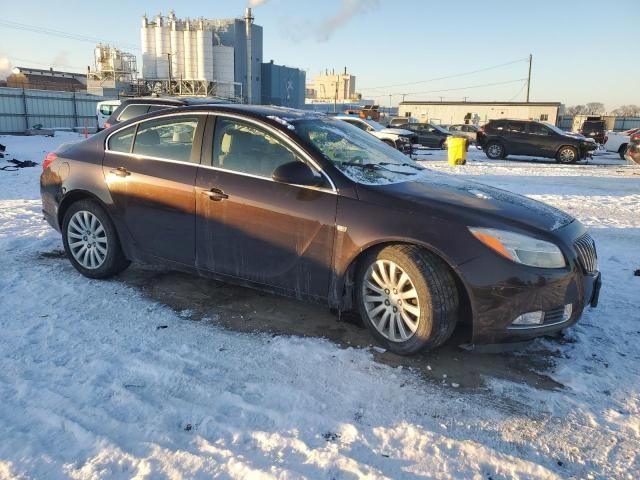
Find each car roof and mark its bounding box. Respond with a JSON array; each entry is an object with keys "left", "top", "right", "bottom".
[{"left": 119, "top": 97, "right": 232, "bottom": 106}]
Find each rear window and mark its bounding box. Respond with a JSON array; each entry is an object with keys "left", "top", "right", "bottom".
[{"left": 117, "top": 104, "right": 150, "bottom": 122}]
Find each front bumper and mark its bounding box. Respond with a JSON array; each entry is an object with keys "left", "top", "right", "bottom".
[{"left": 460, "top": 222, "right": 600, "bottom": 344}]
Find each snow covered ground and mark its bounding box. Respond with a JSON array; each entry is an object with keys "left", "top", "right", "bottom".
[{"left": 0, "top": 133, "right": 639, "bottom": 479}]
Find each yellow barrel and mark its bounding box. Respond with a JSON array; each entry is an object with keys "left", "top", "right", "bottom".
[{"left": 447, "top": 136, "right": 467, "bottom": 165}]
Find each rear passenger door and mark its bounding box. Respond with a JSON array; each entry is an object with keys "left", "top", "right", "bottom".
[
  {"left": 102, "top": 114, "right": 205, "bottom": 265},
  {"left": 502, "top": 121, "right": 527, "bottom": 155}
]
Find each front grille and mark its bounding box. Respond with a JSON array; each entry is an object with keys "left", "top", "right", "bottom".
[{"left": 574, "top": 233, "right": 598, "bottom": 274}]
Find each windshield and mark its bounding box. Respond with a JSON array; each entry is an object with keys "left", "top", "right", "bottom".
[
  {"left": 542, "top": 122, "right": 568, "bottom": 135},
  {"left": 292, "top": 117, "right": 425, "bottom": 185}
]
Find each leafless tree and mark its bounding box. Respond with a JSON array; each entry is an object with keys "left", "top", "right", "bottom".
[
  {"left": 566, "top": 105, "right": 587, "bottom": 116},
  {"left": 585, "top": 102, "right": 605, "bottom": 115},
  {"left": 612, "top": 104, "right": 640, "bottom": 117}
]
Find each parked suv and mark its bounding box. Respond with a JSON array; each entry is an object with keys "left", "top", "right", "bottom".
[
  {"left": 580, "top": 120, "right": 607, "bottom": 145},
  {"left": 477, "top": 119, "right": 598, "bottom": 163},
  {"left": 103, "top": 97, "right": 226, "bottom": 129}
]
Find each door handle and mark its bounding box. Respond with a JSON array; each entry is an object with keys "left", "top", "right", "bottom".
[
  {"left": 110, "top": 167, "right": 131, "bottom": 177},
  {"left": 201, "top": 188, "right": 229, "bottom": 201}
]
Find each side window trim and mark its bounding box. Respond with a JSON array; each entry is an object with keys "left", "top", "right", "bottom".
[
  {"left": 205, "top": 112, "right": 336, "bottom": 192},
  {"left": 105, "top": 112, "right": 208, "bottom": 165}
]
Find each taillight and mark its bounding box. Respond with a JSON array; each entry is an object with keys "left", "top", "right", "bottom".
[
  {"left": 104, "top": 122, "right": 111, "bottom": 129},
  {"left": 43, "top": 152, "right": 57, "bottom": 170}
]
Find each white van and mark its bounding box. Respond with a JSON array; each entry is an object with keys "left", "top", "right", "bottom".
[{"left": 96, "top": 100, "right": 121, "bottom": 130}]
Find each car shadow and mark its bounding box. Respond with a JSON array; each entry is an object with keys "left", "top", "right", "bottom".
[{"left": 119, "top": 265, "right": 565, "bottom": 393}]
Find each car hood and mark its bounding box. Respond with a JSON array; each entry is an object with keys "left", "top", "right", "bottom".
[{"left": 357, "top": 170, "right": 575, "bottom": 232}]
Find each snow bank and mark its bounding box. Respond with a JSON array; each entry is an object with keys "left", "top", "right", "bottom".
[{"left": 0, "top": 134, "right": 638, "bottom": 479}]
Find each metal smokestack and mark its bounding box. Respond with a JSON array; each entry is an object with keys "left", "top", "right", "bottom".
[{"left": 244, "top": 7, "right": 254, "bottom": 104}]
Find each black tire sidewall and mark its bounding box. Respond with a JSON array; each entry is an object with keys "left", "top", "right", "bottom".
[{"left": 62, "top": 199, "right": 128, "bottom": 279}]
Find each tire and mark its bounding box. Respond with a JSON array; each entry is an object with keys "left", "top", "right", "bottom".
[
  {"left": 556, "top": 145, "right": 578, "bottom": 164},
  {"left": 485, "top": 141, "right": 505, "bottom": 160},
  {"left": 356, "top": 245, "right": 459, "bottom": 355},
  {"left": 62, "top": 199, "right": 130, "bottom": 279},
  {"left": 619, "top": 144, "right": 628, "bottom": 160}
]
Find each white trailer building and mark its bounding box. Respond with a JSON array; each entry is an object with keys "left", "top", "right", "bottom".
[{"left": 398, "top": 101, "right": 562, "bottom": 126}]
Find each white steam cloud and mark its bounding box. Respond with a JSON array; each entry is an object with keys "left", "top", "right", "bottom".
[
  {"left": 316, "top": 0, "right": 379, "bottom": 41},
  {"left": 0, "top": 56, "right": 13, "bottom": 81},
  {"left": 249, "top": 0, "right": 268, "bottom": 7}
]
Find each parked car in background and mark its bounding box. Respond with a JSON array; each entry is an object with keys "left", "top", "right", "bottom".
[
  {"left": 103, "top": 97, "right": 226, "bottom": 129},
  {"left": 579, "top": 119, "right": 607, "bottom": 145},
  {"left": 40, "top": 104, "right": 600, "bottom": 355},
  {"left": 397, "top": 123, "right": 451, "bottom": 149},
  {"left": 477, "top": 119, "right": 598, "bottom": 163},
  {"left": 335, "top": 115, "right": 416, "bottom": 154},
  {"left": 96, "top": 100, "right": 121, "bottom": 130},
  {"left": 624, "top": 131, "right": 640, "bottom": 164},
  {"left": 604, "top": 128, "right": 640, "bottom": 159},
  {"left": 448, "top": 124, "right": 480, "bottom": 142},
  {"left": 387, "top": 117, "right": 417, "bottom": 128}
]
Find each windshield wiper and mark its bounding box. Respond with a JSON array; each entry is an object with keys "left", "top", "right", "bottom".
[
  {"left": 340, "top": 161, "right": 415, "bottom": 175},
  {"left": 379, "top": 162, "right": 423, "bottom": 171}
]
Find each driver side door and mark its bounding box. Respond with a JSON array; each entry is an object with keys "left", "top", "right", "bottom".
[{"left": 195, "top": 115, "right": 338, "bottom": 299}]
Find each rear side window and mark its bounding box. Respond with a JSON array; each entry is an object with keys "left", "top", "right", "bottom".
[
  {"left": 117, "top": 104, "right": 150, "bottom": 122},
  {"left": 132, "top": 116, "right": 200, "bottom": 163},
  {"left": 108, "top": 125, "right": 136, "bottom": 153}
]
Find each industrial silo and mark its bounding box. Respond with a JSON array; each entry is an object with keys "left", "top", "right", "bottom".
[
  {"left": 141, "top": 15, "right": 156, "bottom": 79},
  {"left": 155, "top": 14, "right": 169, "bottom": 79}
]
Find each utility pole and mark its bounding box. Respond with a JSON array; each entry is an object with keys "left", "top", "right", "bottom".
[
  {"left": 334, "top": 80, "right": 338, "bottom": 113},
  {"left": 167, "top": 53, "right": 172, "bottom": 83},
  {"left": 526, "top": 53, "right": 532, "bottom": 103},
  {"left": 389, "top": 94, "right": 392, "bottom": 115}
]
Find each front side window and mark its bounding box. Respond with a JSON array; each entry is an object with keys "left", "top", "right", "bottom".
[
  {"left": 213, "top": 118, "right": 305, "bottom": 178},
  {"left": 528, "top": 123, "right": 549, "bottom": 136},
  {"left": 505, "top": 122, "right": 525, "bottom": 133},
  {"left": 117, "top": 104, "right": 150, "bottom": 122},
  {"left": 132, "top": 116, "right": 199, "bottom": 163},
  {"left": 108, "top": 125, "right": 135, "bottom": 153}
]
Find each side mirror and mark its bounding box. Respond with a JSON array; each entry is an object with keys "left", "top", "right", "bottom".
[{"left": 272, "top": 161, "right": 323, "bottom": 187}]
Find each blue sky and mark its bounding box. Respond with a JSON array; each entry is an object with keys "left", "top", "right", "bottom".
[{"left": 1, "top": 0, "right": 638, "bottom": 110}]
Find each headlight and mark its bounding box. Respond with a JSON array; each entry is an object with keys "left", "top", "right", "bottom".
[{"left": 469, "top": 228, "right": 566, "bottom": 268}]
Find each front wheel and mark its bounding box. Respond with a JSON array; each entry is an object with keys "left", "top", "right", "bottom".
[
  {"left": 356, "top": 245, "right": 459, "bottom": 355},
  {"left": 62, "top": 199, "right": 130, "bottom": 279},
  {"left": 556, "top": 146, "right": 578, "bottom": 164}
]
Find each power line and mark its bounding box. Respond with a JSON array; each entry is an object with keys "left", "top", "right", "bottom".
[
  {"left": 0, "top": 19, "right": 139, "bottom": 50},
  {"left": 508, "top": 80, "right": 528, "bottom": 102},
  {"left": 359, "top": 57, "right": 529, "bottom": 91},
  {"left": 403, "top": 78, "right": 528, "bottom": 97}
]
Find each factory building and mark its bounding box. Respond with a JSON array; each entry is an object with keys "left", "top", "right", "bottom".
[
  {"left": 6, "top": 67, "right": 86, "bottom": 92},
  {"left": 398, "top": 101, "right": 562, "bottom": 126},
  {"left": 86, "top": 44, "right": 137, "bottom": 97},
  {"left": 140, "top": 9, "right": 262, "bottom": 102},
  {"left": 261, "top": 61, "right": 305, "bottom": 109},
  {"left": 306, "top": 68, "right": 360, "bottom": 103}
]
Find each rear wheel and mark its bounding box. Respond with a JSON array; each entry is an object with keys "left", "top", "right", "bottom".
[
  {"left": 485, "top": 142, "right": 505, "bottom": 159},
  {"left": 556, "top": 145, "right": 578, "bottom": 164},
  {"left": 356, "top": 245, "right": 459, "bottom": 355},
  {"left": 619, "top": 144, "right": 628, "bottom": 160},
  {"left": 62, "top": 199, "right": 130, "bottom": 279}
]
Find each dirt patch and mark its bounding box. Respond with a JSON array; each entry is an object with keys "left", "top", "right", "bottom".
[{"left": 121, "top": 265, "right": 564, "bottom": 391}]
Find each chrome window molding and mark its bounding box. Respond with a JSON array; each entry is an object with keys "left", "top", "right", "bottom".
[{"left": 104, "top": 110, "right": 338, "bottom": 194}]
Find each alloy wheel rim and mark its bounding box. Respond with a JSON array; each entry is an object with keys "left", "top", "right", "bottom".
[
  {"left": 67, "top": 211, "right": 108, "bottom": 269},
  {"left": 362, "top": 259, "right": 420, "bottom": 342},
  {"left": 488, "top": 144, "right": 501, "bottom": 157},
  {"left": 559, "top": 148, "right": 575, "bottom": 162}
]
